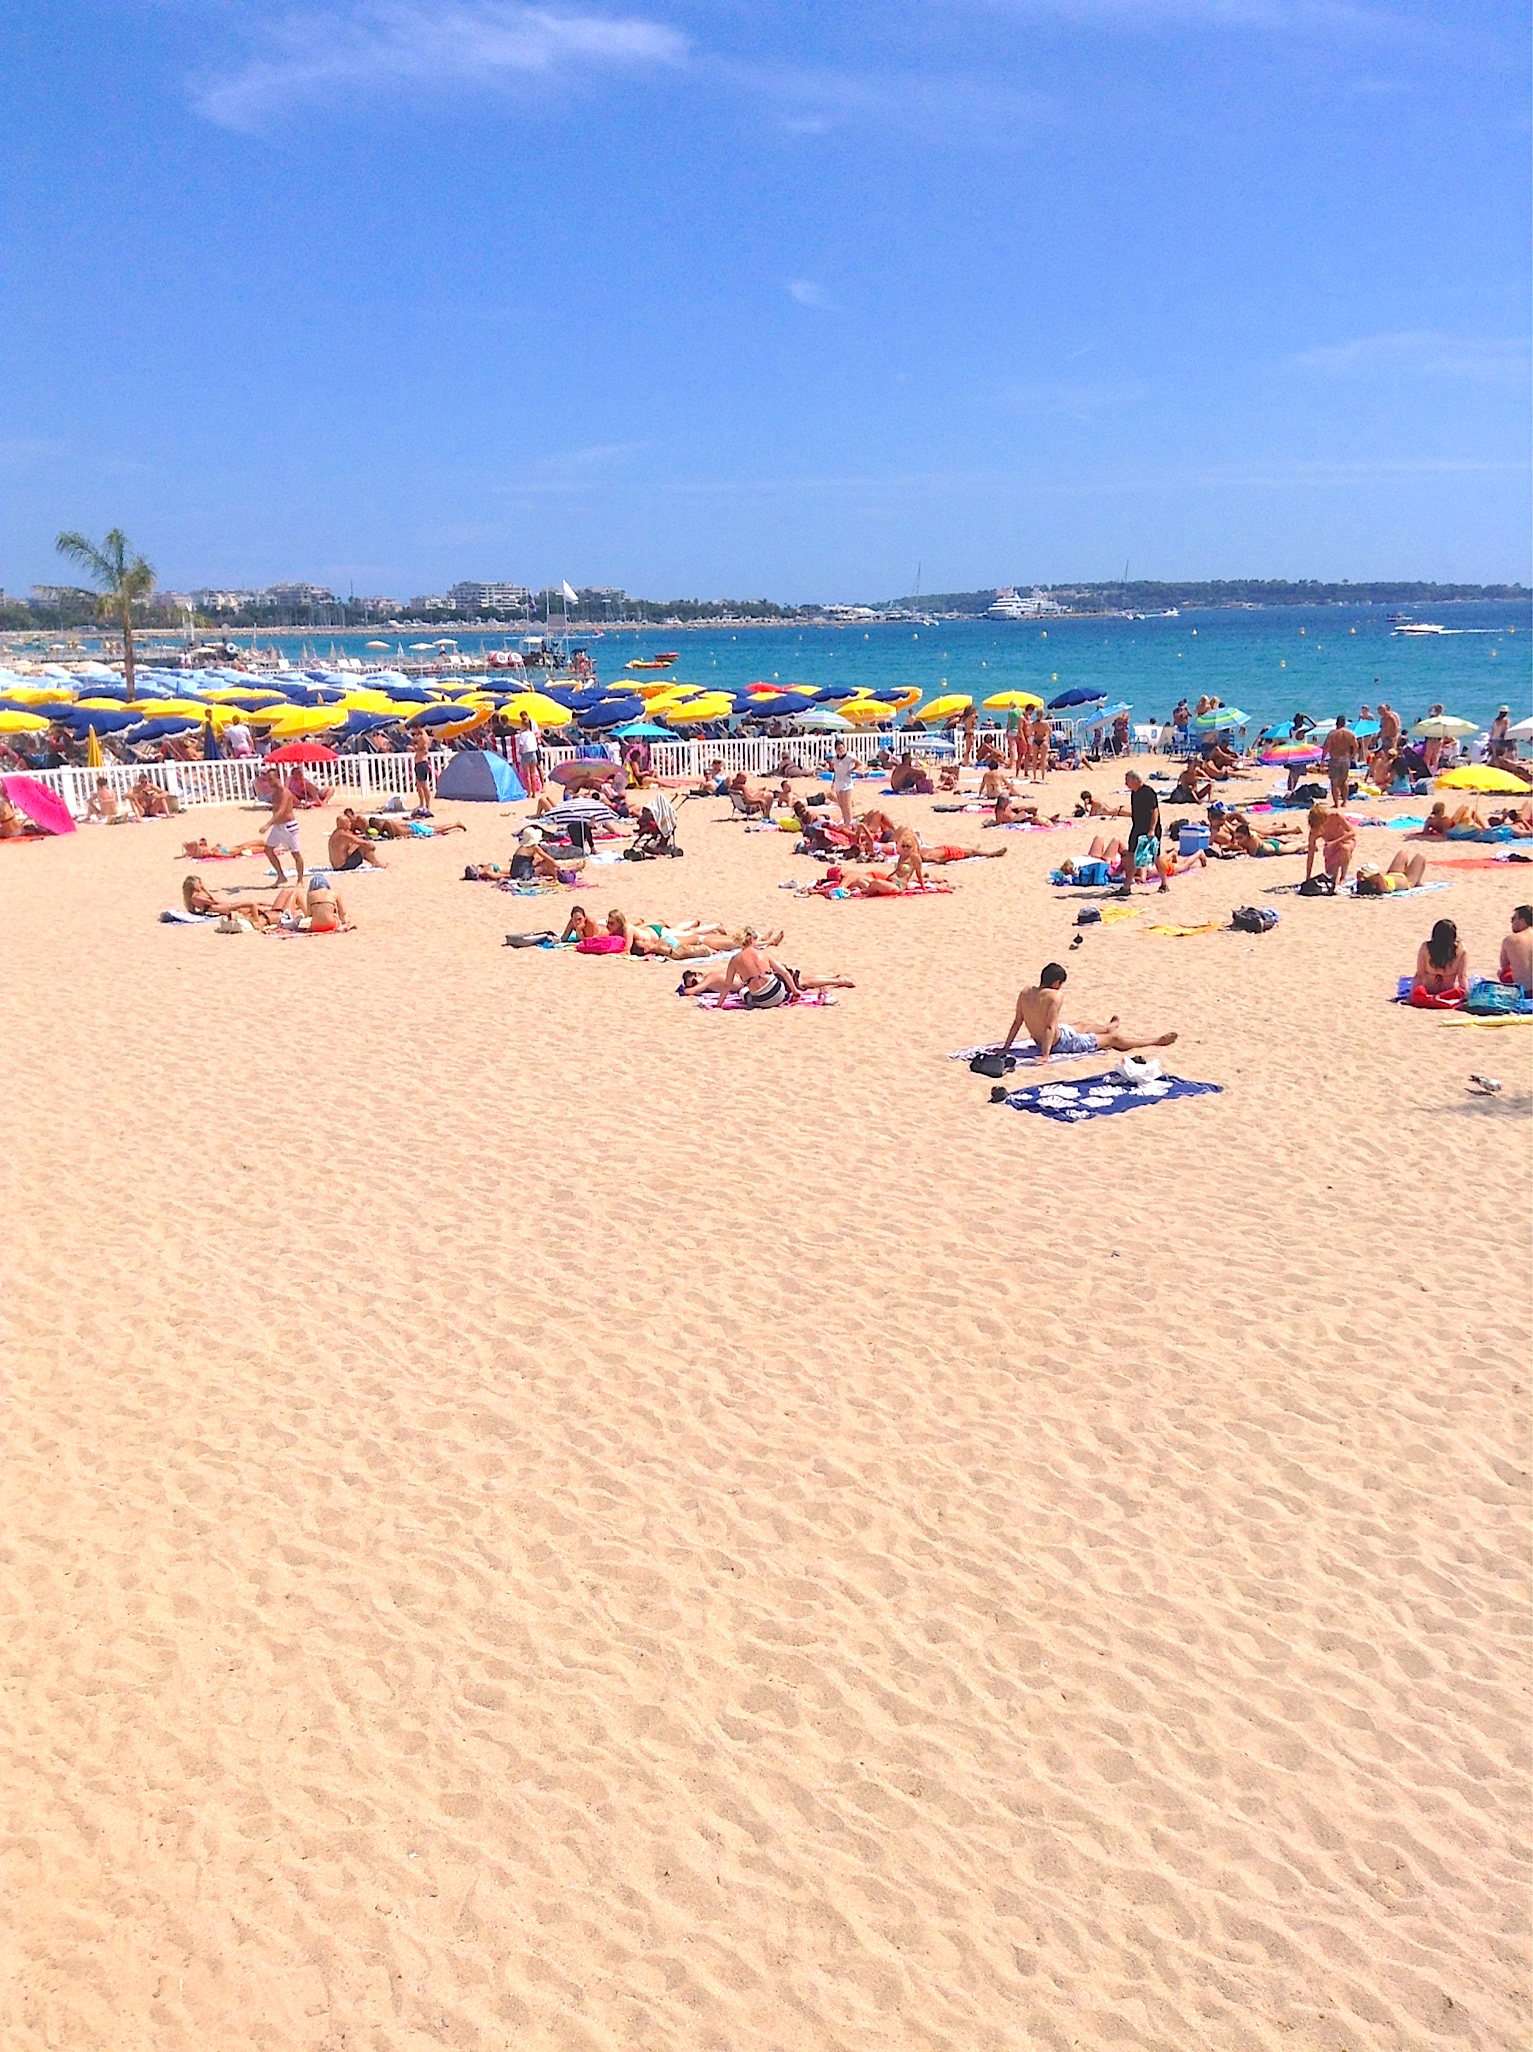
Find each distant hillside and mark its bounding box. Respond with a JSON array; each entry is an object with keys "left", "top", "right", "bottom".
[{"left": 878, "top": 580, "right": 1530, "bottom": 615}]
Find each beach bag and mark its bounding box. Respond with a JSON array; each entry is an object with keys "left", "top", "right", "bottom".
[
  {"left": 1114, "top": 1056, "right": 1164, "bottom": 1087},
  {"left": 1297, "top": 877, "right": 1332, "bottom": 897},
  {"left": 1465, "top": 980, "right": 1525, "bottom": 1015},
  {"left": 1231, "top": 906, "right": 1278, "bottom": 933},
  {"left": 969, "top": 1051, "right": 1009, "bottom": 1078},
  {"left": 1075, "top": 907, "right": 1101, "bottom": 926}
]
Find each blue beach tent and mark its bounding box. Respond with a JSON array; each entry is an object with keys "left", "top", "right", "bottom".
[{"left": 435, "top": 750, "right": 526, "bottom": 802}]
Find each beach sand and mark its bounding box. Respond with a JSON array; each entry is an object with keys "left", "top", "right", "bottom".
[{"left": 2, "top": 763, "right": 1529, "bottom": 2050}]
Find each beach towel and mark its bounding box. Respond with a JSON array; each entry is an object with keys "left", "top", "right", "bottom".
[
  {"left": 1145, "top": 919, "right": 1223, "bottom": 938},
  {"left": 1000, "top": 1071, "right": 1222, "bottom": 1123},
  {"left": 159, "top": 907, "right": 214, "bottom": 924},
  {"left": 947, "top": 1042, "right": 1088, "bottom": 1069},
  {"left": 1438, "top": 1011, "right": 1533, "bottom": 1027},
  {"left": 781, "top": 879, "right": 954, "bottom": 899},
  {"left": 1433, "top": 853, "right": 1533, "bottom": 870},
  {"left": 1346, "top": 879, "right": 1450, "bottom": 900},
  {"left": 1387, "top": 976, "right": 1532, "bottom": 1013},
  {"left": 992, "top": 818, "right": 1072, "bottom": 832},
  {"left": 695, "top": 989, "right": 837, "bottom": 1009}
]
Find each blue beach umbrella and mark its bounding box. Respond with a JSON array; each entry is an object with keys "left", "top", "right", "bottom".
[
  {"left": 407, "top": 703, "right": 473, "bottom": 727},
  {"left": 127, "top": 717, "right": 200, "bottom": 741},
  {"left": 613, "top": 719, "right": 673, "bottom": 739},
  {"left": 61, "top": 707, "right": 139, "bottom": 734},
  {"left": 1048, "top": 687, "right": 1107, "bottom": 710},
  {"left": 577, "top": 698, "right": 645, "bottom": 730}
]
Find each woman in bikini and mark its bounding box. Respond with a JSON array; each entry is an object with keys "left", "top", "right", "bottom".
[
  {"left": 1411, "top": 919, "right": 1468, "bottom": 1003},
  {"left": 182, "top": 875, "right": 302, "bottom": 925},
  {"left": 1356, "top": 850, "right": 1428, "bottom": 895}
]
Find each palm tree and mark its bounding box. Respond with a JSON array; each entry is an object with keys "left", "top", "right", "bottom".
[{"left": 55, "top": 528, "right": 156, "bottom": 702}]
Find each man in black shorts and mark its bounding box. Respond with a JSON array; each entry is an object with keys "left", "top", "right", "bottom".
[{"left": 1120, "top": 771, "right": 1169, "bottom": 893}]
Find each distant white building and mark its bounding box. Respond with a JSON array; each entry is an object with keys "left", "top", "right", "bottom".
[
  {"left": 822, "top": 604, "right": 879, "bottom": 623},
  {"left": 191, "top": 588, "right": 258, "bottom": 613},
  {"left": 986, "top": 587, "right": 1064, "bottom": 620},
  {"left": 447, "top": 580, "right": 530, "bottom": 614}
]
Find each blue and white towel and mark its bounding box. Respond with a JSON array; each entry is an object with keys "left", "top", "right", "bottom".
[{"left": 1002, "top": 1071, "right": 1222, "bottom": 1123}]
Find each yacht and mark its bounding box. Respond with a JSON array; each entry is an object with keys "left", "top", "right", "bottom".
[{"left": 986, "top": 587, "right": 1064, "bottom": 620}]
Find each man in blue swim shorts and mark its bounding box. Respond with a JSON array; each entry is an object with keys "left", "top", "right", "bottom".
[{"left": 999, "top": 961, "right": 1180, "bottom": 1061}]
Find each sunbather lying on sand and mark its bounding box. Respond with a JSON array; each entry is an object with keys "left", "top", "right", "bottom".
[
  {"left": 1076, "top": 789, "right": 1126, "bottom": 819},
  {"left": 563, "top": 907, "right": 782, "bottom": 958},
  {"left": 678, "top": 958, "right": 854, "bottom": 997},
  {"left": 182, "top": 835, "right": 267, "bottom": 860},
  {"left": 919, "top": 836, "right": 1007, "bottom": 863},
  {"left": 1355, "top": 850, "right": 1427, "bottom": 895},
  {"left": 182, "top": 875, "right": 304, "bottom": 924},
  {"left": 1423, "top": 802, "right": 1490, "bottom": 838},
  {"left": 999, "top": 961, "right": 1179, "bottom": 1060},
  {"left": 993, "top": 794, "right": 1061, "bottom": 826},
  {"left": 1226, "top": 811, "right": 1304, "bottom": 857},
  {"left": 363, "top": 811, "right": 464, "bottom": 839}
]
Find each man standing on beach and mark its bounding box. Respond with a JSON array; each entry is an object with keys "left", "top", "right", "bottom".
[
  {"left": 1323, "top": 716, "right": 1359, "bottom": 808},
  {"left": 1119, "top": 770, "right": 1169, "bottom": 893},
  {"left": 263, "top": 773, "right": 303, "bottom": 883}
]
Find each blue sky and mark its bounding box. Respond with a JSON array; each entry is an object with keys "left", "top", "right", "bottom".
[{"left": 2, "top": 0, "right": 1528, "bottom": 600}]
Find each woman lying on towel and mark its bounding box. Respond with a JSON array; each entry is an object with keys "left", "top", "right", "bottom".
[
  {"left": 182, "top": 874, "right": 303, "bottom": 924},
  {"left": 679, "top": 955, "right": 854, "bottom": 998},
  {"left": 1423, "top": 802, "right": 1490, "bottom": 839},
  {"left": 1356, "top": 850, "right": 1427, "bottom": 896},
  {"left": 1410, "top": 918, "right": 1468, "bottom": 1006},
  {"left": 564, "top": 906, "right": 783, "bottom": 959},
  {"left": 182, "top": 836, "right": 267, "bottom": 861}
]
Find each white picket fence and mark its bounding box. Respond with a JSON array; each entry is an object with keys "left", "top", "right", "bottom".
[{"left": 20, "top": 728, "right": 968, "bottom": 820}]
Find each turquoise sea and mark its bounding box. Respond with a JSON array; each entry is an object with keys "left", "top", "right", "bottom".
[{"left": 259, "top": 601, "right": 1529, "bottom": 734}]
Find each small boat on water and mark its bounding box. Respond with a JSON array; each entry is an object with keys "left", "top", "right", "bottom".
[
  {"left": 1393, "top": 621, "right": 1452, "bottom": 636},
  {"left": 626, "top": 655, "right": 678, "bottom": 671}
]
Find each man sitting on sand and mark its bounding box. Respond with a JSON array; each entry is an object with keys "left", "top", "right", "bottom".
[
  {"left": 889, "top": 751, "right": 934, "bottom": 795},
  {"left": 1501, "top": 905, "right": 1533, "bottom": 995},
  {"left": 1304, "top": 806, "right": 1357, "bottom": 891},
  {"left": 728, "top": 772, "right": 776, "bottom": 817},
  {"left": 328, "top": 812, "right": 387, "bottom": 871},
  {"left": 999, "top": 961, "right": 1179, "bottom": 1060},
  {"left": 129, "top": 773, "right": 174, "bottom": 818}
]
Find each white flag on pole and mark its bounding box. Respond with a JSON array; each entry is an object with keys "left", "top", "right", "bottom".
[{"left": 561, "top": 580, "right": 579, "bottom": 605}]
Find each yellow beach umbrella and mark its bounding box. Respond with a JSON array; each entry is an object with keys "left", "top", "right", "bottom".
[
  {"left": 500, "top": 693, "right": 573, "bottom": 726},
  {"left": 74, "top": 696, "right": 129, "bottom": 712},
  {"left": 201, "top": 685, "right": 286, "bottom": 705},
  {"left": 85, "top": 726, "right": 103, "bottom": 768},
  {"left": 265, "top": 706, "right": 345, "bottom": 737},
  {"left": 0, "top": 710, "right": 49, "bottom": 732},
  {"left": 984, "top": 690, "right": 1044, "bottom": 711},
  {"left": 916, "top": 693, "right": 973, "bottom": 723},
  {"left": 662, "top": 693, "right": 733, "bottom": 724},
  {"left": 836, "top": 698, "right": 890, "bottom": 724},
  {"left": 1435, "top": 765, "right": 1529, "bottom": 794},
  {"left": 5, "top": 684, "right": 75, "bottom": 705}
]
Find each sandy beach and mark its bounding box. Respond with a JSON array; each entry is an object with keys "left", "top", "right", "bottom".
[{"left": 2, "top": 763, "right": 1529, "bottom": 2051}]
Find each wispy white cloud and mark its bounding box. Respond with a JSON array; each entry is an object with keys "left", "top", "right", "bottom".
[
  {"left": 192, "top": 1, "right": 688, "bottom": 131},
  {"left": 1293, "top": 331, "right": 1529, "bottom": 383},
  {"left": 785, "top": 278, "right": 835, "bottom": 310},
  {"left": 728, "top": 59, "right": 1043, "bottom": 142},
  {"left": 495, "top": 439, "right": 654, "bottom": 492}
]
